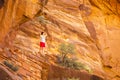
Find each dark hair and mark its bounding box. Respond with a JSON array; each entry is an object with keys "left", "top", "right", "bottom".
[{"left": 41, "top": 32, "right": 44, "bottom": 35}]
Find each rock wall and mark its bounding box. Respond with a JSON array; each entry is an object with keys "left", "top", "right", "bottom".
[
  {"left": 0, "top": 0, "right": 120, "bottom": 80},
  {"left": 83, "top": 0, "right": 120, "bottom": 79},
  {"left": 0, "top": 0, "right": 41, "bottom": 44}
]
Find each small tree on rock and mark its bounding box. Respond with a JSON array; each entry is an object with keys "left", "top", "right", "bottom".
[{"left": 58, "top": 43, "right": 75, "bottom": 64}]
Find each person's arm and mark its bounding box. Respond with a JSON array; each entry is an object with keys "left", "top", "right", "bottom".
[{"left": 44, "top": 33, "right": 47, "bottom": 37}]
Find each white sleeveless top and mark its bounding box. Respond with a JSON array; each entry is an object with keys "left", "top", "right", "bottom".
[{"left": 40, "top": 35, "right": 46, "bottom": 42}]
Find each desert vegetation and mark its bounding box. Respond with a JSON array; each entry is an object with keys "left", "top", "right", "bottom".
[
  {"left": 3, "top": 60, "right": 19, "bottom": 72},
  {"left": 57, "top": 43, "right": 92, "bottom": 73}
]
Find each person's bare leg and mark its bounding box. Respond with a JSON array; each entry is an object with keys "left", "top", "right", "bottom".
[
  {"left": 41, "top": 47, "right": 45, "bottom": 56},
  {"left": 44, "top": 42, "right": 47, "bottom": 54},
  {"left": 41, "top": 47, "right": 43, "bottom": 54},
  {"left": 43, "top": 48, "right": 45, "bottom": 55},
  {"left": 44, "top": 43, "right": 47, "bottom": 53},
  {"left": 39, "top": 47, "right": 41, "bottom": 53}
]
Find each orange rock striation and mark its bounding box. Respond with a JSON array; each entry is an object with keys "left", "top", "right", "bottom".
[{"left": 0, "top": 0, "right": 120, "bottom": 80}]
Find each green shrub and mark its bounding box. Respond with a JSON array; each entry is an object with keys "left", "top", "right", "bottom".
[
  {"left": 57, "top": 43, "right": 92, "bottom": 73},
  {"left": 41, "top": 0, "right": 48, "bottom": 6},
  {"left": 58, "top": 43, "right": 75, "bottom": 63},
  {"left": 56, "top": 55, "right": 92, "bottom": 73},
  {"left": 73, "top": 62, "right": 92, "bottom": 73},
  {"left": 3, "top": 60, "right": 19, "bottom": 72},
  {"left": 39, "top": 0, "right": 48, "bottom": 8},
  {"left": 37, "top": 15, "right": 51, "bottom": 24},
  {"left": 3, "top": 60, "right": 13, "bottom": 69},
  {"left": 11, "top": 66, "right": 19, "bottom": 72}
]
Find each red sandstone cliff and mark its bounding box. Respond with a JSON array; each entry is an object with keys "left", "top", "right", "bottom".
[{"left": 0, "top": 0, "right": 120, "bottom": 80}]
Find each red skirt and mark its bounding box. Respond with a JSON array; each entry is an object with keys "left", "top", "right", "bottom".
[{"left": 40, "top": 42, "right": 45, "bottom": 47}]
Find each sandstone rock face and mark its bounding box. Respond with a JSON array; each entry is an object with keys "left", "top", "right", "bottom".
[
  {"left": 0, "top": 64, "right": 21, "bottom": 80},
  {"left": 85, "top": 0, "right": 120, "bottom": 79},
  {"left": 0, "top": 0, "right": 41, "bottom": 44},
  {"left": 0, "top": 0, "right": 120, "bottom": 80}
]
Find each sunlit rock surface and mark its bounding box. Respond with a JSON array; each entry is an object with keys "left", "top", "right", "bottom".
[
  {"left": 0, "top": 0, "right": 40, "bottom": 43},
  {"left": 0, "top": 0, "right": 120, "bottom": 80}
]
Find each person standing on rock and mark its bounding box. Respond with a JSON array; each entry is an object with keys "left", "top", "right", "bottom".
[{"left": 40, "top": 32, "right": 47, "bottom": 55}]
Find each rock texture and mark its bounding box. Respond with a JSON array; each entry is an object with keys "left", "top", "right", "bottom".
[
  {"left": 0, "top": 0, "right": 120, "bottom": 80},
  {"left": 84, "top": 0, "right": 120, "bottom": 79},
  {"left": 0, "top": 0, "right": 41, "bottom": 44},
  {"left": 0, "top": 64, "right": 19, "bottom": 80}
]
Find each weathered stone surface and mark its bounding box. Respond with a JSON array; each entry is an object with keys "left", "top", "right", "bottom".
[
  {"left": 0, "top": 64, "right": 21, "bottom": 80},
  {"left": 0, "top": 0, "right": 41, "bottom": 44},
  {"left": 0, "top": 0, "right": 120, "bottom": 80},
  {"left": 85, "top": 0, "right": 120, "bottom": 79}
]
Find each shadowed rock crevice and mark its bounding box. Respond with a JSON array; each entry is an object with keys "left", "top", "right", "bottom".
[
  {"left": 84, "top": 21, "right": 97, "bottom": 40},
  {"left": 0, "top": 65, "right": 14, "bottom": 80},
  {"left": 117, "top": 0, "right": 120, "bottom": 3},
  {"left": 88, "top": 0, "right": 101, "bottom": 9},
  {"left": 90, "top": 75, "right": 104, "bottom": 80},
  {"left": 0, "top": 0, "right": 4, "bottom": 9}
]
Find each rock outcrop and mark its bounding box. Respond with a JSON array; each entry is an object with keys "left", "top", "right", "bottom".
[
  {"left": 0, "top": 0, "right": 41, "bottom": 44},
  {"left": 0, "top": 64, "right": 21, "bottom": 80},
  {"left": 84, "top": 0, "right": 120, "bottom": 79},
  {"left": 0, "top": 0, "right": 120, "bottom": 80}
]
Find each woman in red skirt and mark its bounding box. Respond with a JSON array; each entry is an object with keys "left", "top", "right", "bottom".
[{"left": 40, "top": 32, "right": 47, "bottom": 55}]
